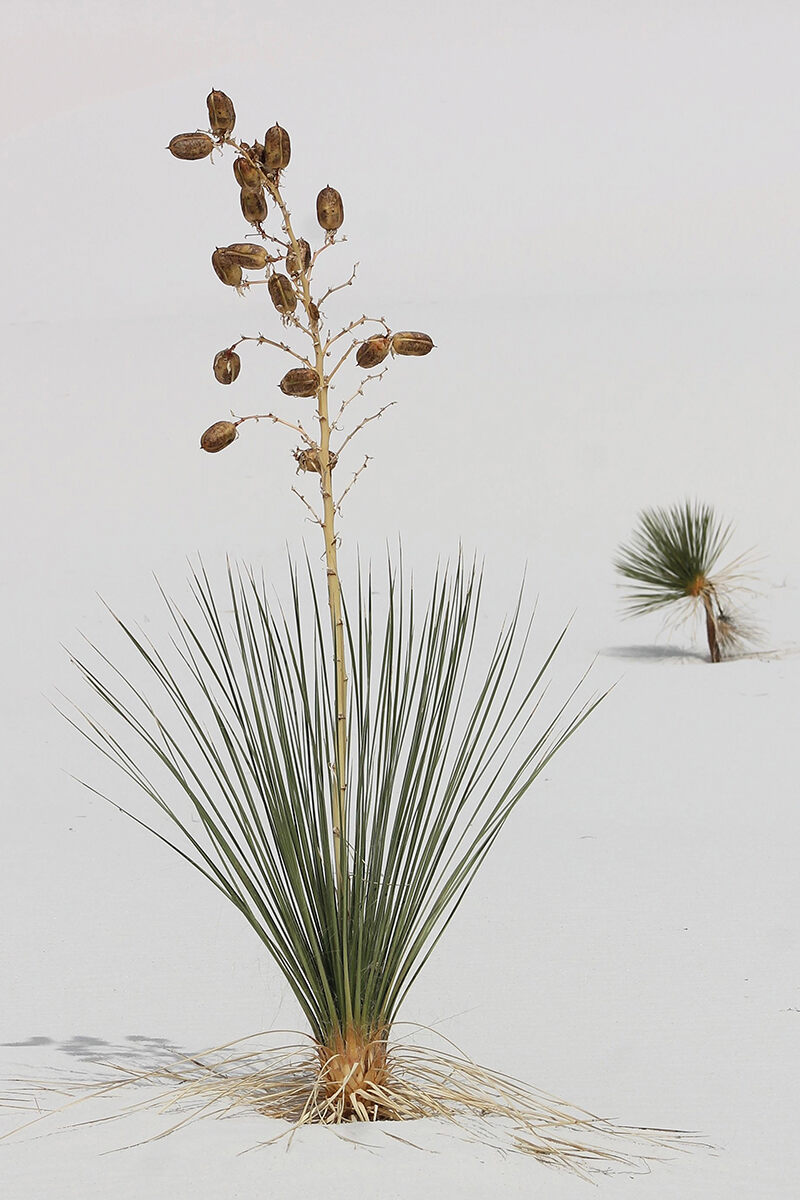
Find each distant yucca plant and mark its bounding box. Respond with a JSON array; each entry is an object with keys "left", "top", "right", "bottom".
[
  {"left": 62, "top": 89, "right": 689, "bottom": 1171},
  {"left": 614, "top": 500, "right": 756, "bottom": 662}
]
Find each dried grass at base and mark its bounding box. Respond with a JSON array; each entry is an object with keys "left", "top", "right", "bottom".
[{"left": 1, "top": 1029, "right": 704, "bottom": 1178}]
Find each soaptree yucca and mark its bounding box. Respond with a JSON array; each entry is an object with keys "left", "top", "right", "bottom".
[
  {"left": 65, "top": 90, "right": 690, "bottom": 1171},
  {"left": 614, "top": 500, "right": 757, "bottom": 662}
]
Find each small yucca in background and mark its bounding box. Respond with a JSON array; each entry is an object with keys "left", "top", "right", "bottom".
[{"left": 614, "top": 500, "right": 758, "bottom": 662}]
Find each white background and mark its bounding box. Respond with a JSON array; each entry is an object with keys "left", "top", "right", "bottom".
[{"left": 1, "top": 2, "right": 798, "bottom": 1196}]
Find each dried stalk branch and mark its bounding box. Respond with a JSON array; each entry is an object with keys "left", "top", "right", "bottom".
[
  {"left": 331, "top": 368, "right": 388, "bottom": 430},
  {"left": 336, "top": 456, "right": 371, "bottom": 510},
  {"left": 235, "top": 334, "right": 311, "bottom": 366},
  {"left": 291, "top": 486, "right": 324, "bottom": 526},
  {"left": 233, "top": 412, "right": 315, "bottom": 445},
  {"left": 336, "top": 403, "right": 396, "bottom": 455},
  {"left": 320, "top": 263, "right": 359, "bottom": 305}
]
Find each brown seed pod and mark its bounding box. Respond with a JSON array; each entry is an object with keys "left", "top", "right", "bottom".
[
  {"left": 268, "top": 273, "right": 297, "bottom": 315},
  {"left": 294, "top": 447, "right": 338, "bottom": 473},
  {"left": 240, "top": 187, "right": 268, "bottom": 225},
  {"left": 200, "top": 421, "right": 237, "bottom": 452},
  {"left": 211, "top": 248, "right": 243, "bottom": 287},
  {"left": 391, "top": 331, "right": 434, "bottom": 356},
  {"left": 263, "top": 124, "right": 291, "bottom": 170},
  {"left": 286, "top": 238, "right": 312, "bottom": 276},
  {"left": 233, "top": 156, "right": 262, "bottom": 189},
  {"left": 356, "top": 335, "right": 391, "bottom": 369},
  {"left": 308, "top": 301, "right": 320, "bottom": 324},
  {"left": 279, "top": 368, "right": 320, "bottom": 397},
  {"left": 221, "top": 242, "right": 270, "bottom": 270},
  {"left": 316, "top": 186, "right": 344, "bottom": 232},
  {"left": 206, "top": 90, "right": 235, "bottom": 137},
  {"left": 168, "top": 132, "right": 214, "bottom": 160},
  {"left": 213, "top": 349, "right": 241, "bottom": 385}
]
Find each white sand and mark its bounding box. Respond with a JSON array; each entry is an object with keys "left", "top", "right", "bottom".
[{"left": 2, "top": 4, "right": 799, "bottom": 1196}]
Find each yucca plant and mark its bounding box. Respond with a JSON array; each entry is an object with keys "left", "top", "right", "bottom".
[
  {"left": 63, "top": 90, "right": 689, "bottom": 1170},
  {"left": 614, "top": 500, "right": 756, "bottom": 661}
]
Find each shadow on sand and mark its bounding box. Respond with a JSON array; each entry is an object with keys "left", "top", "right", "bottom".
[
  {"left": 1, "top": 1034, "right": 187, "bottom": 1066},
  {"left": 600, "top": 643, "right": 705, "bottom": 662}
]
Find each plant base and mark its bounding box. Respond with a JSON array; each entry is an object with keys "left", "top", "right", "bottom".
[{"left": 2, "top": 1029, "right": 704, "bottom": 1177}]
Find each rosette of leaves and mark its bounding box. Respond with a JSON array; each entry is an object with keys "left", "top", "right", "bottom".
[
  {"left": 614, "top": 500, "right": 756, "bottom": 661},
  {"left": 71, "top": 556, "right": 598, "bottom": 1119}
]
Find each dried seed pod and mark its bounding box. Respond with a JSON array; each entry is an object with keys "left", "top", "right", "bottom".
[
  {"left": 233, "top": 156, "right": 262, "bottom": 188},
  {"left": 221, "top": 243, "right": 270, "bottom": 270},
  {"left": 213, "top": 348, "right": 241, "bottom": 384},
  {"left": 263, "top": 124, "right": 291, "bottom": 170},
  {"left": 294, "top": 447, "right": 337, "bottom": 473},
  {"left": 308, "top": 301, "right": 320, "bottom": 323},
  {"left": 211, "top": 248, "right": 243, "bottom": 287},
  {"left": 286, "top": 238, "right": 312, "bottom": 276},
  {"left": 240, "top": 187, "right": 268, "bottom": 225},
  {"left": 268, "top": 273, "right": 297, "bottom": 314},
  {"left": 200, "top": 421, "right": 237, "bottom": 452},
  {"left": 279, "top": 368, "right": 320, "bottom": 397},
  {"left": 391, "top": 331, "right": 434, "bottom": 356},
  {"left": 168, "top": 132, "right": 214, "bottom": 160},
  {"left": 206, "top": 90, "right": 235, "bottom": 137},
  {"left": 316, "top": 186, "right": 344, "bottom": 232},
  {"left": 356, "top": 335, "right": 391, "bottom": 369}
]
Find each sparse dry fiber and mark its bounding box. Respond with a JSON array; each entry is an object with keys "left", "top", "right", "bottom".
[{"left": 1, "top": 1032, "right": 704, "bottom": 1177}]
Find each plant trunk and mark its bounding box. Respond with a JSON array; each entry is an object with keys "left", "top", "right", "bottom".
[
  {"left": 702, "top": 591, "right": 721, "bottom": 663},
  {"left": 317, "top": 1025, "right": 391, "bottom": 1119}
]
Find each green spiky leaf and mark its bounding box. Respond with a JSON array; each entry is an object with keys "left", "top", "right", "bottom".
[
  {"left": 67, "top": 557, "right": 599, "bottom": 1045},
  {"left": 614, "top": 500, "right": 733, "bottom": 616}
]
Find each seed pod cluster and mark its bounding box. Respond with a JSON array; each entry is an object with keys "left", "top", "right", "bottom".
[
  {"left": 240, "top": 187, "right": 267, "bottom": 225},
  {"left": 316, "top": 186, "right": 344, "bottom": 232},
  {"left": 213, "top": 348, "right": 241, "bottom": 385},
  {"left": 295, "top": 447, "right": 338, "bottom": 473},
  {"left": 263, "top": 124, "right": 291, "bottom": 170},
  {"left": 268, "top": 273, "right": 297, "bottom": 315},
  {"left": 356, "top": 335, "right": 391, "bottom": 369},
  {"left": 168, "top": 132, "right": 214, "bottom": 161},
  {"left": 233, "top": 156, "right": 262, "bottom": 189},
  {"left": 200, "top": 421, "right": 238, "bottom": 452},
  {"left": 286, "top": 238, "right": 311, "bottom": 276},
  {"left": 211, "top": 248, "right": 242, "bottom": 288},
  {"left": 207, "top": 90, "right": 235, "bottom": 137},
  {"left": 279, "top": 368, "right": 320, "bottom": 397},
  {"left": 391, "top": 331, "right": 434, "bottom": 356},
  {"left": 221, "top": 242, "right": 270, "bottom": 270}
]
